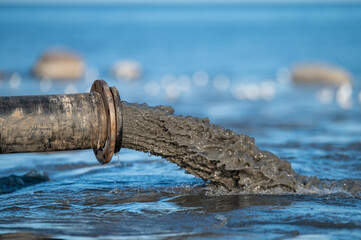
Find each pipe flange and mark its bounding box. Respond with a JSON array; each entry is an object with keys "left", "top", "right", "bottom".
[
  {"left": 110, "top": 87, "right": 122, "bottom": 154},
  {"left": 91, "top": 80, "right": 116, "bottom": 164}
]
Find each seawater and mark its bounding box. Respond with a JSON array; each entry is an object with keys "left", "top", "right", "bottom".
[{"left": 0, "top": 3, "right": 360, "bottom": 239}]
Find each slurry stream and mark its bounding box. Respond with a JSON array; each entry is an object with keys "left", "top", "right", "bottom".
[{"left": 122, "top": 101, "right": 360, "bottom": 195}]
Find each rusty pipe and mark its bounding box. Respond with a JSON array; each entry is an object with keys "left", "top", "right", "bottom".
[{"left": 0, "top": 80, "right": 122, "bottom": 164}]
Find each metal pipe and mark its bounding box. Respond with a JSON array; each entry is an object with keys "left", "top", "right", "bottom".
[{"left": 0, "top": 80, "right": 122, "bottom": 164}]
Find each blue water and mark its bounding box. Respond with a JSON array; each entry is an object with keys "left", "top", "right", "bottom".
[{"left": 0, "top": 3, "right": 361, "bottom": 239}]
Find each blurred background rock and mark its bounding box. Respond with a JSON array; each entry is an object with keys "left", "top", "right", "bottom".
[
  {"left": 292, "top": 63, "right": 351, "bottom": 86},
  {"left": 33, "top": 49, "right": 85, "bottom": 80}
]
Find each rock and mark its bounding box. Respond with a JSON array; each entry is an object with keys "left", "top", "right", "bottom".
[
  {"left": 292, "top": 63, "right": 351, "bottom": 86},
  {"left": 33, "top": 50, "right": 85, "bottom": 80},
  {"left": 0, "top": 233, "right": 53, "bottom": 240},
  {"left": 0, "top": 170, "right": 49, "bottom": 194},
  {"left": 112, "top": 60, "right": 142, "bottom": 81}
]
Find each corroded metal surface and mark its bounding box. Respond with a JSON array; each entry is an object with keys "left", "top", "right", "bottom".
[
  {"left": 110, "top": 86, "right": 123, "bottom": 154},
  {"left": 0, "top": 80, "right": 123, "bottom": 164},
  {"left": 0, "top": 92, "right": 108, "bottom": 153}
]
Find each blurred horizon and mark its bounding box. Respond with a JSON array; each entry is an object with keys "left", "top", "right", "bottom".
[{"left": 1, "top": 0, "right": 361, "bottom": 5}]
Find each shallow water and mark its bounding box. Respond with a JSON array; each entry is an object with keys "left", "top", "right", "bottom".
[{"left": 0, "top": 3, "right": 361, "bottom": 239}]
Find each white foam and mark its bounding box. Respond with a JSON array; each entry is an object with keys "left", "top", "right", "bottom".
[
  {"left": 64, "top": 83, "right": 78, "bottom": 94},
  {"left": 336, "top": 83, "right": 352, "bottom": 109},
  {"left": 317, "top": 87, "right": 334, "bottom": 104},
  {"left": 177, "top": 75, "right": 192, "bottom": 92},
  {"left": 193, "top": 70, "right": 208, "bottom": 87},
  {"left": 39, "top": 77, "right": 52, "bottom": 92},
  {"left": 260, "top": 81, "right": 276, "bottom": 101},
  {"left": 213, "top": 74, "right": 230, "bottom": 92},
  {"left": 9, "top": 73, "right": 21, "bottom": 89}
]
